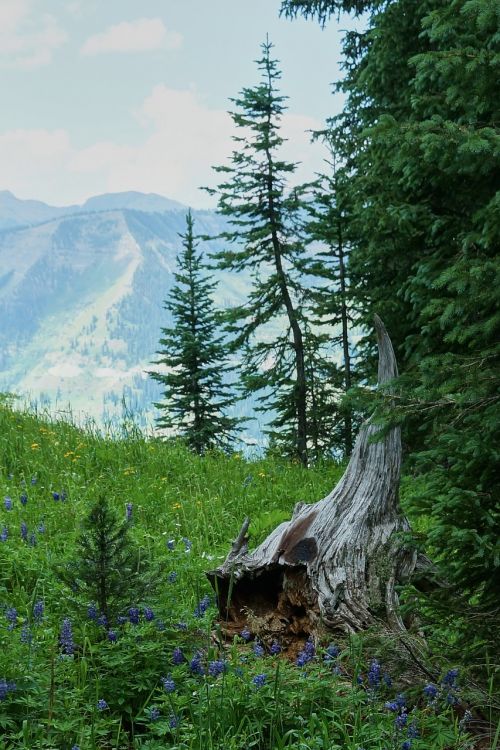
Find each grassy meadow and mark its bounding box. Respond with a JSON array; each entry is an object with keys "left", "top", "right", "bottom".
[{"left": 0, "top": 397, "right": 489, "bottom": 749}]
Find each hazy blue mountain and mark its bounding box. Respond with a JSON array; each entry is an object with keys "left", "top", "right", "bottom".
[
  {"left": 0, "top": 191, "right": 76, "bottom": 230},
  {"left": 0, "top": 193, "right": 261, "bottom": 445}
]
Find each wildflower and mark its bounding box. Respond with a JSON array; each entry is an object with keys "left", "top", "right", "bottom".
[
  {"left": 402, "top": 742, "right": 412, "bottom": 750},
  {"left": 240, "top": 627, "right": 251, "bottom": 641},
  {"left": 87, "top": 604, "right": 98, "bottom": 621},
  {"left": 407, "top": 722, "right": 419, "bottom": 739},
  {"left": 97, "top": 614, "right": 108, "bottom": 627},
  {"left": 172, "top": 646, "right": 185, "bottom": 665},
  {"left": 395, "top": 712, "right": 408, "bottom": 730},
  {"left": 182, "top": 537, "right": 192, "bottom": 552},
  {"left": 383, "top": 672, "right": 392, "bottom": 688},
  {"left": 270, "top": 641, "right": 281, "bottom": 655},
  {"left": 60, "top": 618, "right": 74, "bottom": 655},
  {"left": 20, "top": 522, "right": 28, "bottom": 541},
  {"left": 52, "top": 492, "right": 60, "bottom": 501},
  {"left": 253, "top": 642, "right": 265, "bottom": 657},
  {"left": 4, "top": 497, "right": 12, "bottom": 511},
  {"left": 194, "top": 595, "right": 211, "bottom": 617},
  {"left": 0, "top": 527, "right": 7, "bottom": 542},
  {"left": 148, "top": 706, "right": 160, "bottom": 722},
  {"left": 29, "top": 532, "right": 37, "bottom": 546},
  {"left": 143, "top": 607, "right": 154, "bottom": 621},
  {"left": 31, "top": 477, "right": 37, "bottom": 485},
  {"left": 97, "top": 699, "right": 108, "bottom": 710},
  {"left": 128, "top": 607, "right": 140, "bottom": 625},
  {"left": 167, "top": 539, "right": 175, "bottom": 550},
  {"left": 126, "top": 503, "right": 133, "bottom": 521},
  {"left": 20, "top": 625, "right": 32, "bottom": 645},
  {"left": 5, "top": 607, "right": 18, "bottom": 629},
  {"left": 253, "top": 673, "right": 267, "bottom": 687},
  {"left": 208, "top": 660, "right": 227, "bottom": 677},
  {"left": 33, "top": 600, "right": 44, "bottom": 623},
  {"left": 156, "top": 619, "right": 165, "bottom": 631},
  {"left": 20, "top": 494, "right": 28, "bottom": 506},
  {"left": 395, "top": 693, "right": 407, "bottom": 709},
  {"left": 37, "top": 520, "right": 45, "bottom": 533},
  {"left": 296, "top": 638, "right": 315, "bottom": 667},
  {"left": 0, "top": 679, "right": 16, "bottom": 701},
  {"left": 168, "top": 713, "right": 179, "bottom": 729},
  {"left": 174, "top": 621, "right": 187, "bottom": 631},
  {"left": 385, "top": 701, "right": 399, "bottom": 712},
  {"left": 424, "top": 683, "right": 438, "bottom": 700},
  {"left": 368, "top": 659, "right": 381, "bottom": 689},
  {"left": 446, "top": 692, "right": 459, "bottom": 705},
  {"left": 168, "top": 571, "right": 178, "bottom": 583},
  {"left": 190, "top": 652, "right": 205, "bottom": 675},
  {"left": 162, "top": 675, "right": 176, "bottom": 693},
  {"left": 107, "top": 630, "right": 117, "bottom": 643},
  {"left": 324, "top": 644, "right": 340, "bottom": 661},
  {"left": 117, "top": 615, "right": 128, "bottom": 625},
  {"left": 71, "top": 746, "right": 80, "bottom": 750},
  {"left": 442, "top": 668, "right": 459, "bottom": 688}
]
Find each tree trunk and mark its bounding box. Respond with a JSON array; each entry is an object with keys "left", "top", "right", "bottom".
[{"left": 207, "top": 316, "right": 419, "bottom": 643}]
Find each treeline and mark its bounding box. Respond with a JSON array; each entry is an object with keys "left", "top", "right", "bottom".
[{"left": 150, "top": 0, "right": 499, "bottom": 660}]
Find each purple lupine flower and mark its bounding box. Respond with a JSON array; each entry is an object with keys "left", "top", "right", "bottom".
[
  {"left": 402, "top": 742, "right": 412, "bottom": 750},
  {"left": 0, "top": 527, "right": 7, "bottom": 542},
  {"left": 395, "top": 712, "right": 408, "bottom": 730},
  {"left": 253, "top": 642, "right": 265, "bottom": 657},
  {"left": 107, "top": 630, "right": 117, "bottom": 643},
  {"left": 31, "top": 477, "right": 37, "bottom": 485},
  {"left": 20, "top": 522, "right": 28, "bottom": 542},
  {"left": 71, "top": 746, "right": 80, "bottom": 750},
  {"left": 407, "top": 722, "right": 419, "bottom": 739},
  {"left": 296, "top": 638, "right": 315, "bottom": 667},
  {"left": 29, "top": 532, "right": 37, "bottom": 546},
  {"left": 424, "top": 683, "right": 438, "bottom": 699},
  {"left": 385, "top": 701, "right": 399, "bottom": 712},
  {"left": 324, "top": 644, "right": 340, "bottom": 661},
  {"left": 37, "top": 520, "right": 45, "bottom": 533},
  {"left": 148, "top": 706, "right": 160, "bottom": 722},
  {"left": 4, "top": 497, "right": 12, "bottom": 511},
  {"left": 117, "top": 615, "right": 128, "bottom": 625},
  {"left": 143, "top": 607, "right": 154, "bottom": 621},
  {"left": 172, "top": 647, "right": 185, "bottom": 665},
  {"left": 87, "top": 604, "right": 98, "bottom": 621},
  {"left": 190, "top": 652, "right": 205, "bottom": 675},
  {"left": 270, "top": 641, "right": 281, "bottom": 655},
  {"left": 97, "top": 614, "right": 108, "bottom": 628},
  {"left": 240, "top": 627, "right": 251, "bottom": 641},
  {"left": 97, "top": 699, "right": 108, "bottom": 710},
  {"left": 253, "top": 673, "right": 267, "bottom": 687},
  {"left": 208, "top": 660, "right": 227, "bottom": 677},
  {"left": 60, "top": 618, "right": 74, "bottom": 655},
  {"left": 174, "top": 621, "right": 187, "bottom": 631},
  {"left": 182, "top": 537, "right": 192, "bottom": 551},
  {"left": 0, "top": 679, "right": 16, "bottom": 701},
  {"left": 194, "top": 595, "right": 211, "bottom": 618},
  {"left": 126, "top": 503, "right": 133, "bottom": 521},
  {"left": 128, "top": 607, "right": 140, "bottom": 625},
  {"left": 168, "top": 571, "right": 178, "bottom": 583},
  {"left": 383, "top": 672, "right": 392, "bottom": 688},
  {"left": 446, "top": 692, "right": 459, "bottom": 705},
  {"left": 5, "top": 607, "right": 18, "bottom": 629},
  {"left": 395, "top": 694, "right": 407, "bottom": 709},
  {"left": 20, "top": 494, "right": 28, "bottom": 506},
  {"left": 20, "top": 625, "right": 32, "bottom": 645},
  {"left": 368, "top": 659, "right": 381, "bottom": 689},
  {"left": 168, "top": 713, "right": 179, "bottom": 729},
  {"left": 162, "top": 675, "right": 176, "bottom": 693},
  {"left": 167, "top": 539, "right": 175, "bottom": 550},
  {"left": 442, "top": 668, "right": 459, "bottom": 688},
  {"left": 52, "top": 492, "right": 60, "bottom": 501},
  {"left": 33, "top": 600, "right": 44, "bottom": 623}
]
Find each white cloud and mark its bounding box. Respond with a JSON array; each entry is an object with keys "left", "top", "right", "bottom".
[
  {"left": 81, "top": 18, "right": 182, "bottom": 56},
  {"left": 0, "top": 0, "right": 67, "bottom": 69},
  {"left": 0, "top": 86, "right": 327, "bottom": 208}
]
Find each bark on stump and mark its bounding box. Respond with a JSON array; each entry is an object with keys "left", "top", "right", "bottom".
[{"left": 207, "top": 316, "right": 418, "bottom": 644}]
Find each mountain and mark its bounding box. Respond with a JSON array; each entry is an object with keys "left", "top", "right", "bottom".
[{"left": 0, "top": 192, "right": 258, "bottom": 439}]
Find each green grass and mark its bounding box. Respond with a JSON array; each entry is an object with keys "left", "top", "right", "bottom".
[{"left": 0, "top": 398, "right": 482, "bottom": 749}]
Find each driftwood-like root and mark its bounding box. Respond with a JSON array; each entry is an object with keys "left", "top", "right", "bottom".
[{"left": 208, "top": 316, "right": 418, "bottom": 642}]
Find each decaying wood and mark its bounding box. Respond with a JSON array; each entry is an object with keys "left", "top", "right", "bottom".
[{"left": 207, "top": 316, "right": 419, "bottom": 641}]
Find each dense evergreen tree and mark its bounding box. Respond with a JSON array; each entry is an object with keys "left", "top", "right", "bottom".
[
  {"left": 282, "top": 0, "right": 500, "bottom": 634},
  {"left": 149, "top": 211, "right": 240, "bottom": 454},
  {"left": 206, "top": 39, "right": 310, "bottom": 465}
]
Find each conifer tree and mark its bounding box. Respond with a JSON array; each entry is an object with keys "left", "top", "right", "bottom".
[
  {"left": 206, "top": 39, "right": 309, "bottom": 465},
  {"left": 149, "top": 211, "right": 240, "bottom": 454}
]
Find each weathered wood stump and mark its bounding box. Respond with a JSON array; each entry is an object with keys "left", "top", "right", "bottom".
[{"left": 207, "top": 316, "right": 419, "bottom": 643}]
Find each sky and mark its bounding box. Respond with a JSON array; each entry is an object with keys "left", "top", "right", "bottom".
[{"left": 0, "top": 0, "right": 351, "bottom": 209}]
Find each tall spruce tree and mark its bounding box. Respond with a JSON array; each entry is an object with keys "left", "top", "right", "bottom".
[
  {"left": 206, "top": 39, "right": 310, "bottom": 465},
  {"left": 149, "top": 211, "right": 240, "bottom": 454},
  {"left": 282, "top": 0, "right": 500, "bottom": 648}
]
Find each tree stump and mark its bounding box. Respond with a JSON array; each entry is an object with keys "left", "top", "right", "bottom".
[{"left": 207, "top": 316, "right": 418, "bottom": 643}]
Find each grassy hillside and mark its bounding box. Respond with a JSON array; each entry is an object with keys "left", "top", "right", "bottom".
[{"left": 0, "top": 398, "right": 485, "bottom": 749}]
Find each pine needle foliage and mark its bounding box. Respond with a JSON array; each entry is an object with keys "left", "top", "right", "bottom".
[
  {"left": 149, "top": 211, "right": 241, "bottom": 455},
  {"left": 206, "top": 39, "right": 310, "bottom": 465},
  {"left": 57, "top": 496, "right": 157, "bottom": 622}
]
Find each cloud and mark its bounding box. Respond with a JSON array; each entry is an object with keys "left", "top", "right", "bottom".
[
  {"left": 81, "top": 18, "right": 182, "bottom": 56},
  {"left": 0, "top": 0, "right": 67, "bottom": 69},
  {"left": 0, "top": 86, "right": 327, "bottom": 208}
]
